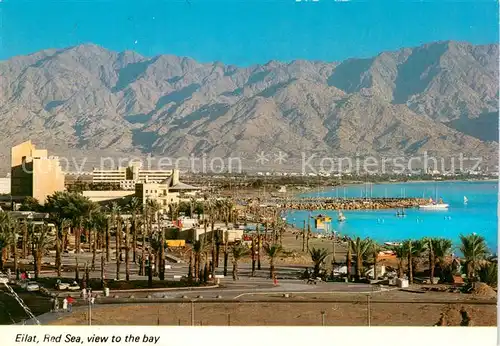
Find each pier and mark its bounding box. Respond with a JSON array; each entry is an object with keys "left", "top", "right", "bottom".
[{"left": 263, "top": 197, "right": 428, "bottom": 211}]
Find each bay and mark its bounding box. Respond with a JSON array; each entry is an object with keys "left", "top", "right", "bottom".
[{"left": 286, "top": 181, "right": 498, "bottom": 253}]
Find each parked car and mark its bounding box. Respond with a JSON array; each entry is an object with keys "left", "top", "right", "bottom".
[
  {"left": 23, "top": 281, "right": 40, "bottom": 292},
  {"left": 55, "top": 282, "right": 70, "bottom": 290},
  {"left": 0, "top": 274, "right": 8, "bottom": 285},
  {"left": 67, "top": 282, "right": 80, "bottom": 291}
]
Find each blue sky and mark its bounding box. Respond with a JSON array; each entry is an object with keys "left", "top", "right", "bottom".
[{"left": 0, "top": 0, "right": 498, "bottom": 65}]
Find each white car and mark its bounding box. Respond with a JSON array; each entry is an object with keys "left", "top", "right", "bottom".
[
  {"left": 0, "top": 274, "right": 8, "bottom": 285},
  {"left": 56, "top": 282, "right": 70, "bottom": 290},
  {"left": 67, "top": 282, "right": 81, "bottom": 291},
  {"left": 24, "top": 281, "right": 40, "bottom": 292}
]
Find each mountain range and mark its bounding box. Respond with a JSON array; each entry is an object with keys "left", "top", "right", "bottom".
[{"left": 0, "top": 41, "right": 498, "bottom": 172}]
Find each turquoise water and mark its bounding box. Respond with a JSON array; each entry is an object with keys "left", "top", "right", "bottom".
[{"left": 285, "top": 181, "right": 498, "bottom": 254}]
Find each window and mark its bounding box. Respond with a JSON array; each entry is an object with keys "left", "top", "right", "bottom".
[{"left": 145, "top": 190, "right": 148, "bottom": 193}]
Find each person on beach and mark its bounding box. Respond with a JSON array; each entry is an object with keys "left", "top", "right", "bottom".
[
  {"left": 62, "top": 297, "right": 68, "bottom": 311},
  {"left": 66, "top": 295, "right": 74, "bottom": 312}
]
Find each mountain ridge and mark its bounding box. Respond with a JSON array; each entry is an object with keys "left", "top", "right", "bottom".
[{"left": 0, "top": 40, "right": 498, "bottom": 172}]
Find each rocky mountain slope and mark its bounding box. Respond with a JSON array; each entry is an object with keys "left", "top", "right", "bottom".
[{"left": 0, "top": 41, "right": 497, "bottom": 172}]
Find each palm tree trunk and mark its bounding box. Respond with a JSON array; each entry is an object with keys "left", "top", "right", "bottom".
[
  {"left": 215, "top": 238, "right": 220, "bottom": 268},
  {"left": 306, "top": 221, "right": 311, "bottom": 252},
  {"left": 35, "top": 251, "right": 42, "bottom": 279},
  {"left": 132, "top": 219, "right": 137, "bottom": 263},
  {"left": 148, "top": 250, "right": 153, "bottom": 288},
  {"left": 22, "top": 223, "right": 27, "bottom": 258},
  {"left": 313, "top": 263, "right": 320, "bottom": 277},
  {"left": 13, "top": 241, "right": 18, "bottom": 279},
  {"left": 428, "top": 242, "right": 435, "bottom": 284},
  {"left": 116, "top": 220, "right": 121, "bottom": 280},
  {"left": 408, "top": 241, "right": 413, "bottom": 284},
  {"left": 210, "top": 221, "right": 215, "bottom": 278},
  {"left": 56, "top": 226, "right": 61, "bottom": 277},
  {"left": 347, "top": 247, "right": 352, "bottom": 281},
  {"left": 398, "top": 259, "right": 404, "bottom": 278},
  {"left": 232, "top": 260, "right": 238, "bottom": 280},
  {"left": 125, "top": 223, "right": 130, "bottom": 281},
  {"left": 270, "top": 258, "right": 275, "bottom": 280},
  {"left": 356, "top": 255, "right": 362, "bottom": 280},
  {"left": 188, "top": 252, "right": 193, "bottom": 281},
  {"left": 256, "top": 225, "right": 261, "bottom": 270},
  {"left": 195, "top": 254, "right": 201, "bottom": 282},
  {"left": 106, "top": 222, "right": 110, "bottom": 262},
  {"left": 91, "top": 230, "right": 97, "bottom": 271},
  {"left": 100, "top": 242, "right": 105, "bottom": 287},
  {"left": 155, "top": 249, "right": 159, "bottom": 277},
  {"left": 302, "top": 220, "right": 306, "bottom": 252},
  {"left": 223, "top": 240, "right": 228, "bottom": 276},
  {"left": 251, "top": 237, "right": 256, "bottom": 277},
  {"left": 159, "top": 228, "right": 165, "bottom": 281},
  {"left": 75, "top": 226, "right": 80, "bottom": 254},
  {"left": 141, "top": 229, "right": 146, "bottom": 276}
]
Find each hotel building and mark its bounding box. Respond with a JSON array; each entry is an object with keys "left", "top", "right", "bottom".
[{"left": 11, "top": 141, "right": 65, "bottom": 204}]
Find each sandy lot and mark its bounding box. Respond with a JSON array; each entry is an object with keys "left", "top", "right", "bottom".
[{"left": 48, "top": 293, "right": 496, "bottom": 326}]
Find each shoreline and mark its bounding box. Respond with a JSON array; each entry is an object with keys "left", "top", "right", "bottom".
[{"left": 296, "top": 178, "right": 497, "bottom": 197}]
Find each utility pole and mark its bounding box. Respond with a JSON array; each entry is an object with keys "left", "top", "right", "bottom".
[
  {"left": 88, "top": 296, "right": 92, "bottom": 326},
  {"left": 367, "top": 295, "right": 371, "bottom": 327},
  {"left": 191, "top": 300, "right": 195, "bottom": 326}
]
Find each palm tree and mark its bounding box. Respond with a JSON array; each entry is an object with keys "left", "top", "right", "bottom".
[
  {"left": 19, "top": 197, "right": 42, "bottom": 212},
  {"left": 392, "top": 244, "right": 408, "bottom": 279},
  {"left": 460, "top": 233, "right": 489, "bottom": 281},
  {"left": 309, "top": 247, "right": 329, "bottom": 277},
  {"left": 256, "top": 223, "right": 262, "bottom": 270},
  {"left": 46, "top": 192, "right": 72, "bottom": 277},
  {"left": 263, "top": 243, "right": 282, "bottom": 279},
  {"left": 0, "top": 212, "right": 19, "bottom": 274},
  {"left": 0, "top": 230, "right": 8, "bottom": 271},
  {"left": 29, "top": 223, "right": 54, "bottom": 279},
  {"left": 89, "top": 212, "right": 107, "bottom": 272},
  {"left": 349, "top": 237, "right": 372, "bottom": 280},
  {"left": 346, "top": 242, "right": 352, "bottom": 281},
  {"left": 124, "top": 219, "right": 131, "bottom": 281},
  {"left": 127, "top": 197, "right": 142, "bottom": 263},
  {"left": 231, "top": 244, "right": 249, "bottom": 280},
  {"left": 426, "top": 238, "right": 452, "bottom": 283},
  {"left": 409, "top": 239, "right": 427, "bottom": 279},
  {"left": 370, "top": 242, "right": 383, "bottom": 280},
  {"left": 192, "top": 240, "right": 205, "bottom": 282},
  {"left": 433, "top": 238, "right": 452, "bottom": 277},
  {"left": 478, "top": 262, "right": 497, "bottom": 287},
  {"left": 107, "top": 202, "right": 122, "bottom": 280},
  {"left": 403, "top": 240, "right": 413, "bottom": 284}
]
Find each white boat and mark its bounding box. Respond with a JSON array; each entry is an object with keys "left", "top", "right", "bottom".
[
  {"left": 464, "top": 196, "right": 468, "bottom": 204},
  {"left": 384, "top": 242, "right": 402, "bottom": 247},
  {"left": 338, "top": 211, "right": 346, "bottom": 222},
  {"left": 419, "top": 203, "right": 449, "bottom": 210},
  {"left": 419, "top": 185, "right": 449, "bottom": 210}
]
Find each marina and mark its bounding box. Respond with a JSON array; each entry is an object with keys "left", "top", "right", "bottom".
[{"left": 285, "top": 181, "right": 497, "bottom": 251}]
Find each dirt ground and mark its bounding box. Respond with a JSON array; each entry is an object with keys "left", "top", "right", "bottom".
[
  {"left": 49, "top": 290, "right": 496, "bottom": 326},
  {"left": 48, "top": 301, "right": 496, "bottom": 326}
]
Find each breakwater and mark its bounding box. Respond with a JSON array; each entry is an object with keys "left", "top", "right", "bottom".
[{"left": 273, "top": 197, "right": 427, "bottom": 210}]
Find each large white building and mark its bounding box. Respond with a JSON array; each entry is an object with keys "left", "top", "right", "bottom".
[
  {"left": 92, "top": 162, "right": 173, "bottom": 187},
  {"left": 135, "top": 170, "right": 200, "bottom": 213}
]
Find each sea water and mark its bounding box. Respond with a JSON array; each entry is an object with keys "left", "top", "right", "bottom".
[{"left": 286, "top": 181, "right": 498, "bottom": 254}]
